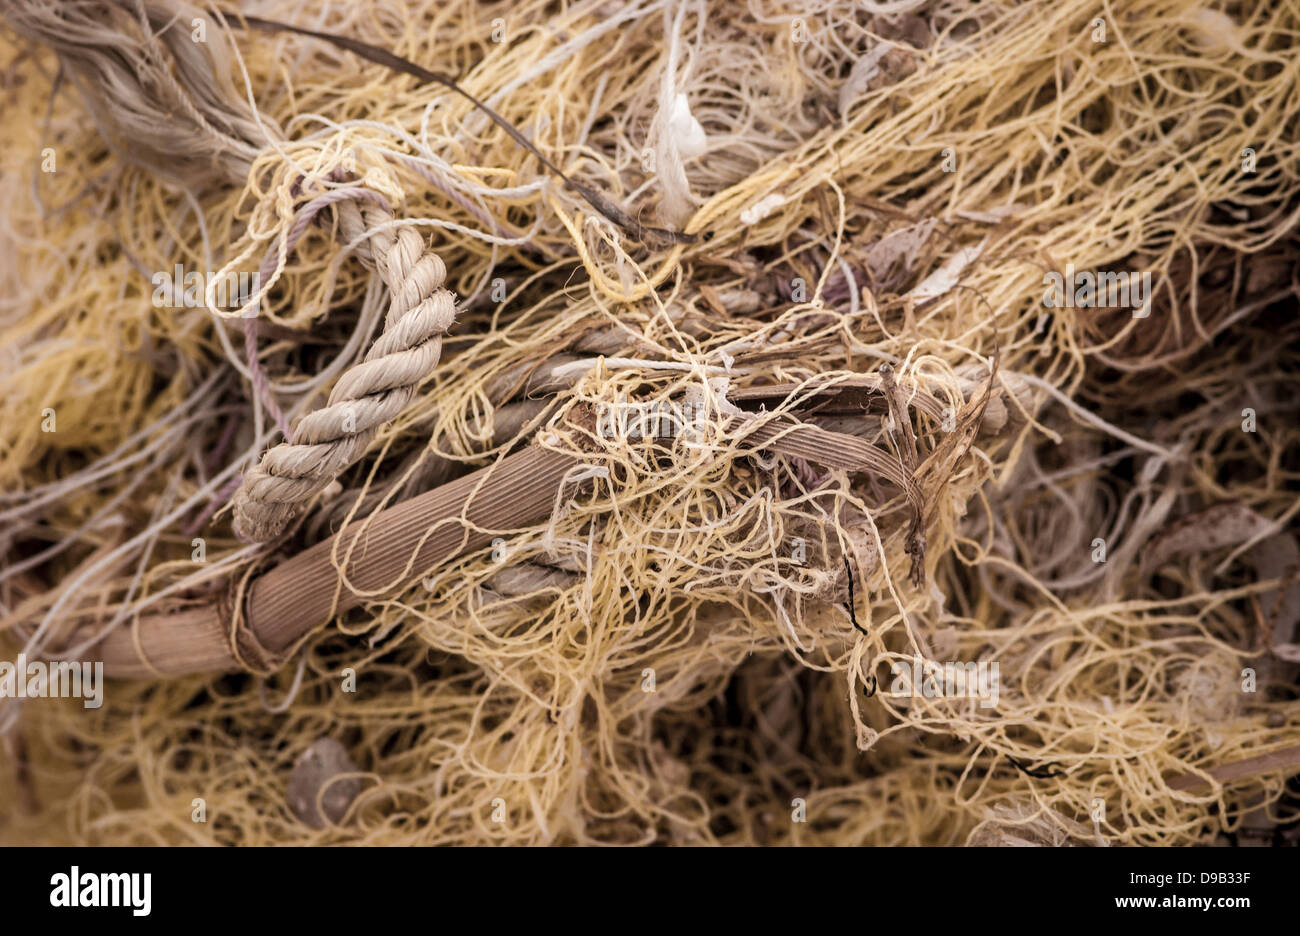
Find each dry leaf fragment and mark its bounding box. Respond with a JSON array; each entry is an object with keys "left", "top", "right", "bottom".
[
  {"left": 864, "top": 219, "right": 937, "bottom": 282},
  {"left": 907, "top": 240, "right": 985, "bottom": 301},
  {"left": 1142, "top": 503, "right": 1275, "bottom": 572}
]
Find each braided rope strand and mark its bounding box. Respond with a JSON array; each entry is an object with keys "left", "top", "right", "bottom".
[{"left": 231, "top": 200, "right": 455, "bottom": 541}]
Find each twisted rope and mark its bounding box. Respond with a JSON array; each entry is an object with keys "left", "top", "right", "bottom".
[{"left": 231, "top": 200, "right": 455, "bottom": 541}]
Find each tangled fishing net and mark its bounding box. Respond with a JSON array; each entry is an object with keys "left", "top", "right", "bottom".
[{"left": 1, "top": 0, "right": 1298, "bottom": 846}]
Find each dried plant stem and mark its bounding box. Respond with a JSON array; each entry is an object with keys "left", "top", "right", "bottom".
[{"left": 96, "top": 446, "right": 578, "bottom": 677}]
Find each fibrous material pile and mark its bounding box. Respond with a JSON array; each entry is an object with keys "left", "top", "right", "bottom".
[{"left": 1, "top": 0, "right": 1298, "bottom": 845}]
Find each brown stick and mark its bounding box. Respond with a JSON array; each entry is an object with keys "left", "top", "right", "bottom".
[
  {"left": 1167, "top": 744, "right": 1300, "bottom": 792},
  {"left": 93, "top": 447, "right": 580, "bottom": 677}
]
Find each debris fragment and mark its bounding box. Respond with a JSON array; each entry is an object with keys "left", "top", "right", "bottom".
[{"left": 287, "top": 738, "right": 364, "bottom": 829}]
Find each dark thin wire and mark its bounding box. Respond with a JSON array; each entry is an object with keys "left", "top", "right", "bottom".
[
  {"left": 227, "top": 13, "right": 696, "bottom": 248},
  {"left": 843, "top": 555, "right": 866, "bottom": 635},
  {"left": 1006, "top": 755, "right": 1064, "bottom": 779}
]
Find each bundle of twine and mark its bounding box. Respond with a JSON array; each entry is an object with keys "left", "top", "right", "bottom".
[{"left": 1, "top": 0, "right": 1297, "bottom": 845}]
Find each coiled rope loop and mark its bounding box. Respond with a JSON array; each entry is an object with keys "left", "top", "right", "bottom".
[{"left": 231, "top": 200, "right": 455, "bottom": 540}]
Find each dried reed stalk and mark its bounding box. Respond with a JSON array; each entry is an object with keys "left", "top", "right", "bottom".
[{"left": 91, "top": 446, "right": 579, "bottom": 677}]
